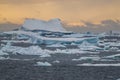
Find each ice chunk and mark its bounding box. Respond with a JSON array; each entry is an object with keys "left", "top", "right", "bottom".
[
  {"left": 0, "top": 56, "right": 10, "bottom": 60},
  {"left": 40, "top": 54, "right": 51, "bottom": 58},
  {"left": 105, "top": 54, "right": 120, "bottom": 59},
  {"left": 36, "top": 61, "right": 52, "bottom": 66},
  {"left": 53, "top": 60, "right": 60, "bottom": 63},
  {"left": 72, "top": 56, "right": 100, "bottom": 61},
  {"left": 77, "top": 63, "right": 120, "bottom": 66},
  {"left": 0, "top": 50, "right": 8, "bottom": 55}
]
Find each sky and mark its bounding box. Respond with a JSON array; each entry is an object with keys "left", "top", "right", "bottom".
[{"left": 0, "top": 0, "right": 120, "bottom": 32}]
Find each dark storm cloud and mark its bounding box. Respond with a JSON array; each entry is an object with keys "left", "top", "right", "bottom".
[
  {"left": 65, "top": 20, "right": 120, "bottom": 33},
  {"left": 0, "top": 19, "right": 120, "bottom": 32},
  {"left": 0, "top": 22, "right": 20, "bottom": 31}
]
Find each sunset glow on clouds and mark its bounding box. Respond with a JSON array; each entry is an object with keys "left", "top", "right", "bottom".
[{"left": 0, "top": 0, "right": 120, "bottom": 25}]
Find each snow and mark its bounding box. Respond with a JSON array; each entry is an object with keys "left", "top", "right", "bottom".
[
  {"left": 22, "top": 18, "right": 66, "bottom": 32},
  {"left": 77, "top": 63, "right": 120, "bottom": 66},
  {"left": 36, "top": 61, "right": 52, "bottom": 66}
]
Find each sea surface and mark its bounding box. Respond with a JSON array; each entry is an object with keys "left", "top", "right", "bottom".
[{"left": 0, "top": 60, "right": 120, "bottom": 80}]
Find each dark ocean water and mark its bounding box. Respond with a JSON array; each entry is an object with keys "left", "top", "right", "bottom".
[{"left": 0, "top": 60, "right": 120, "bottom": 80}]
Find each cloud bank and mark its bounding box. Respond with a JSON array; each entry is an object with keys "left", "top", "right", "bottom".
[
  {"left": 0, "top": 19, "right": 120, "bottom": 33},
  {"left": 0, "top": 22, "right": 20, "bottom": 31},
  {"left": 65, "top": 20, "right": 120, "bottom": 33},
  {"left": 0, "top": 0, "right": 115, "bottom": 4}
]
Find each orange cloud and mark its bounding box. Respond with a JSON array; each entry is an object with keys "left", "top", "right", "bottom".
[{"left": 0, "top": 0, "right": 120, "bottom": 25}]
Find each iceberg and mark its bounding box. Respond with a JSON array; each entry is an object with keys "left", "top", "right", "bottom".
[
  {"left": 36, "top": 61, "right": 52, "bottom": 66},
  {"left": 22, "top": 18, "right": 66, "bottom": 32}
]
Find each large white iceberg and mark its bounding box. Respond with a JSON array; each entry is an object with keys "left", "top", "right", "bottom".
[{"left": 22, "top": 18, "right": 66, "bottom": 32}]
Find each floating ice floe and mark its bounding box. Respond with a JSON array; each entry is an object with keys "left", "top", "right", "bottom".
[
  {"left": 0, "top": 50, "right": 8, "bottom": 55},
  {"left": 77, "top": 63, "right": 120, "bottom": 66},
  {"left": 0, "top": 56, "right": 10, "bottom": 60},
  {"left": 40, "top": 54, "right": 51, "bottom": 58},
  {"left": 79, "top": 41, "right": 99, "bottom": 51},
  {"left": 0, "top": 44, "right": 90, "bottom": 55},
  {"left": 72, "top": 56, "right": 100, "bottom": 61},
  {"left": 36, "top": 61, "right": 52, "bottom": 66},
  {"left": 107, "top": 54, "right": 120, "bottom": 58},
  {"left": 53, "top": 60, "right": 60, "bottom": 63}
]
